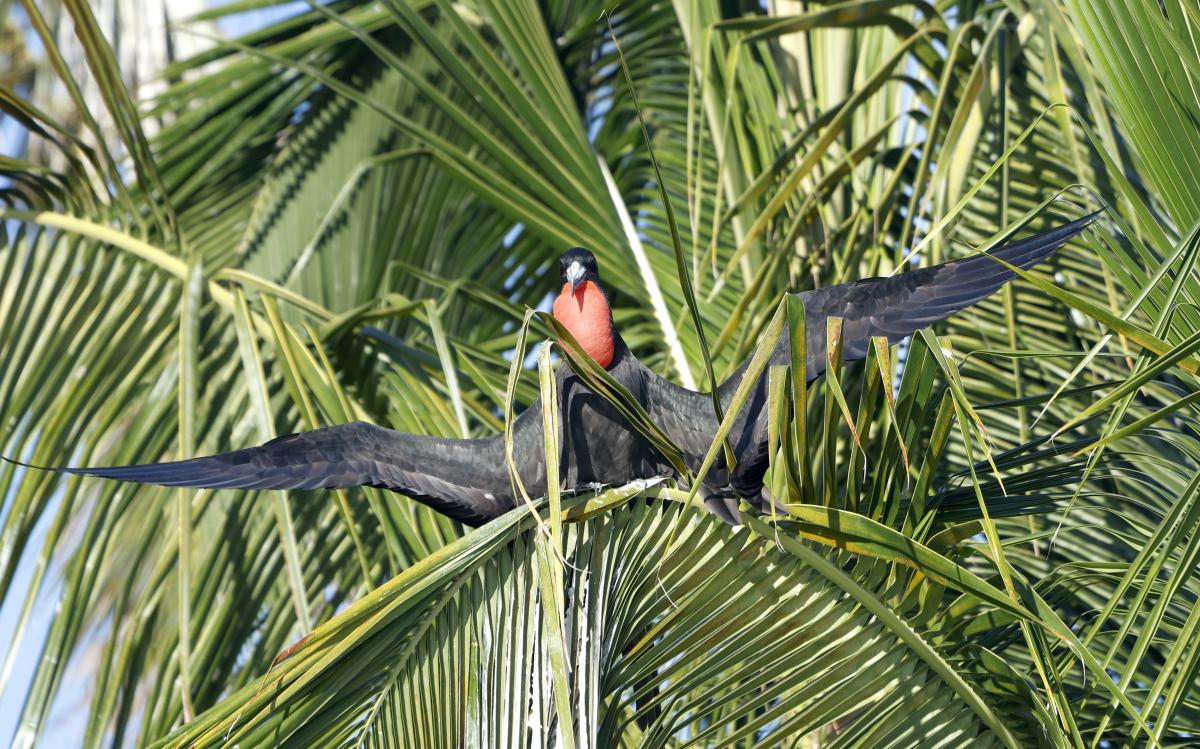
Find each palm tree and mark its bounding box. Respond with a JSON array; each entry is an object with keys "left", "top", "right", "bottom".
[{"left": 1, "top": 0, "right": 1198, "bottom": 746}]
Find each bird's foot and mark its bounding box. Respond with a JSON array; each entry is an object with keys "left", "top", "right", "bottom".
[{"left": 564, "top": 482, "right": 609, "bottom": 495}]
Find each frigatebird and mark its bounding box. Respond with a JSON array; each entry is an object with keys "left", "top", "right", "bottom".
[{"left": 10, "top": 213, "right": 1097, "bottom": 526}]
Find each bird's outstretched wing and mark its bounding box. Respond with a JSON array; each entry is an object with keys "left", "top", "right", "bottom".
[
  {"left": 641, "top": 211, "right": 1099, "bottom": 512},
  {"left": 15, "top": 415, "right": 550, "bottom": 526},
  {"left": 797, "top": 211, "right": 1099, "bottom": 376}
]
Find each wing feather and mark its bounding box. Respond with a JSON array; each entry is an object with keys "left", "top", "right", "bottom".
[{"left": 18, "top": 418, "right": 549, "bottom": 526}]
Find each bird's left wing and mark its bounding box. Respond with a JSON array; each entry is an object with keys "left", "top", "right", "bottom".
[
  {"left": 720, "top": 210, "right": 1099, "bottom": 501},
  {"left": 797, "top": 211, "right": 1099, "bottom": 376},
  {"left": 640, "top": 367, "right": 724, "bottom": 472},
  {"left": 640, "top": 211, "right": 1100, "bottom": 511}
]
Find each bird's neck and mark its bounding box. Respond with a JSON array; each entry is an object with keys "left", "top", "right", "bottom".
[{"left": 552, "top": 280, "right": 616, "bottom": 369}]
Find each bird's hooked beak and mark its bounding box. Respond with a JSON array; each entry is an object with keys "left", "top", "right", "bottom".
[{"left": 566, "top": 260, "right": 586, "bottom": 294}]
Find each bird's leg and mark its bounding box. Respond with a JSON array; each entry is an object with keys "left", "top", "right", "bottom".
[{"left": 748, "top": 485, "right": 789, "bottom": 517}]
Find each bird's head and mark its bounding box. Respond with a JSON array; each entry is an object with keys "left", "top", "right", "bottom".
[
  {"left": 553, "top": 247, "right": 615, "bottom": 369},
  {"left": 559, "top": 247, "right": 599, "bottom": 293}
]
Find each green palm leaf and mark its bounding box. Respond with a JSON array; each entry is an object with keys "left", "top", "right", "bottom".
[{"left": 2, "top": 0, "right": 1199, "bottom": 746}]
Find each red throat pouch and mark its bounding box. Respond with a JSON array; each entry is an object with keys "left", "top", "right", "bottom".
[{"left": 552, "top": 280, "right": 615, "bottom": 368}]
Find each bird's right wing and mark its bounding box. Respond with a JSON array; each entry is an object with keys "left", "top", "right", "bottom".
[{"left": 16, "top": 416, "right": 550, "bottom": 527}]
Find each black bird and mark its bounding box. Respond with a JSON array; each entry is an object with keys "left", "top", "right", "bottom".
[{"left": 11, "top": 213, "right": 1097, "bottom": 526}]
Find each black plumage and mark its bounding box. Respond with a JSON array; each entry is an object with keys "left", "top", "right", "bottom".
[{"left": 13, "top": 212, "right": 1098, "bottom": 526}]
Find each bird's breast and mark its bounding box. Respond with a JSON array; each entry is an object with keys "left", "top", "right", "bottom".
[{"left": 559, "top": 380, "right": 657, "bottom": 488}]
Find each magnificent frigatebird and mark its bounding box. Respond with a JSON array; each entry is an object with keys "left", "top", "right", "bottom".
[{"left": 10, "top": 213, "right": 1097, "bottom": 526}]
